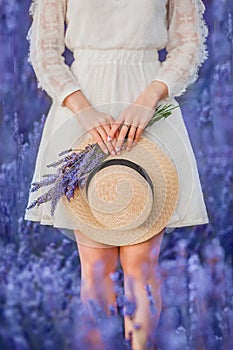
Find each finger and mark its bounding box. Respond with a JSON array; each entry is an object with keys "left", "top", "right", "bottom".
[
  {"left": 101, "top": 123, "right": 119, "bottom": 153},
  {"left": 89, "top": 129, "right": 109, "bottom": 155},
  {"left": 103, "top": 123, "right": 122, "bottom": 152},
  {"left": 103, "top": 124, "right": 122, "bottom": 153},
  {"left": 107, "top": 121, "right": 123, "bottom": 141},
  {"left": 110, "top": 129, "right": 121, "bottom": 150},
  {"left": 133, "top": 126, "right": 144, "bottom": 145},
  {"left": 95, "top": 125, "right": 116, "bottom": 155},
  {"left": 115, "top": 125, "right": 130, "bottom": 154},
  {"left": 125, "top": 125, "right": 137, "bottom": 151}
]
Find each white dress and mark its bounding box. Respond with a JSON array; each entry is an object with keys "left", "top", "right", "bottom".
[{"left": 24, "top": 0, "right": 210, "bottom": 247}]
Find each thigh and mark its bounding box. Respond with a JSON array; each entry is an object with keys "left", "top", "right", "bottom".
[
  {"left": 74, "top": 231, "right": 119, "bottom": 276},
  {"left": 78, "top": 243, "right": 119, "bottom": 266},
  {"left": 119, "top": 228, "right": 165, "bottom": 274}
]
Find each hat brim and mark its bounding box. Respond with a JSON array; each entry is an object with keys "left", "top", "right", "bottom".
[{"left": 62, "top": 135, "right": 179, "bottom": 246}]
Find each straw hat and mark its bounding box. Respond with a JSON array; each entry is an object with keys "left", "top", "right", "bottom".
[{"left": 62, "top": 135, "right": 179, "bottom": 246}]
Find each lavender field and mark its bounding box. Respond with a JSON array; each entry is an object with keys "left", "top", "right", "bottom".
[{"left": 0, "top": 1, "right": 233, "bottom": 349}]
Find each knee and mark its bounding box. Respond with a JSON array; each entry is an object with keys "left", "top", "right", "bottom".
[
  {"left": 120, "top": 230, "right": 164, "bottom": 282},
  {"left": 120, "top": 251, "right": 159, "bottom": 282},
  {"left": 81, "top": 256, "right": 118, "bottom": 284},
  {"left": 77, "top": 244, "right": 119, "bottom": 284}
]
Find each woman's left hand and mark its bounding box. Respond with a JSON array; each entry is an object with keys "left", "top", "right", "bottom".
[
  {"left": 107, "top": 81, "right": 168, "bottom": 154},
  {"left": 108, "top": 103, "right": 154, "bottom": 154}
]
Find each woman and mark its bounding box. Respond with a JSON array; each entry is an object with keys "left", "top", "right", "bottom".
[{"left": 25, "top": 0, "right": 209, "bottom": 349}]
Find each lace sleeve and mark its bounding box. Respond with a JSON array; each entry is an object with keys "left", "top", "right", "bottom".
[
  {"left": 27, "top": 0, "right": 81, "bottom": 105},
  {"left": 152, "top": 0, "right": 209, "bottom": 100}
]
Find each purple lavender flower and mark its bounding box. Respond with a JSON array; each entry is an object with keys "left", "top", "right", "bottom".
[{"left": 26, "top": 142, "right": 109, "bottom": 215}]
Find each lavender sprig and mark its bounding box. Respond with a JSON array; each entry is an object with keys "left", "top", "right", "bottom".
[
  {"left": 26, "top": 103, "right": 178, "bottom": 216},
  {"left": 146, "top": 103, "right": 179, "bottom": 127}
]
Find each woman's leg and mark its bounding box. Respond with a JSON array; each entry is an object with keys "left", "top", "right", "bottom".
[
  {"left": 119, "top": 228, "right": 165, "bottom": 350},
  {"left": 74, "top": 230, "right": 119, "bottom": 349},
  {"left": 74, "top": 231, "right": 119, "bottom": 314}
]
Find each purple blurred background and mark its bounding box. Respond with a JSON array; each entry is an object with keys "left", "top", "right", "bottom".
[{"left": 0, "top": 1, "right": 233, "bottom": 349}]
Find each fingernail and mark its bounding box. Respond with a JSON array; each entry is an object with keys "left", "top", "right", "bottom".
[
  {"left": 126, "top": 147, "right": 130, "bottom": 152},
  {"left": 111, "top": 150, "right": 116, "bottom": 155},
  {"left": 132, "top": 142, "right": 137, "bottom": 147},
  {"left": 107, "top": 135, "right": 112, "bottom": 141},
  {"left": 103, "top": 149, "right": 109, "bottom": 154}
]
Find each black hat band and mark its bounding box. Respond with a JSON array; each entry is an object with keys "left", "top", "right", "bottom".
[{"left": 85, "top": 158, "right": 154, "bottom": 198}]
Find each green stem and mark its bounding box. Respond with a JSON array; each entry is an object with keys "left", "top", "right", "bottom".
[{"left": 146, "top": 103, "right": 180, "bottom": 128}]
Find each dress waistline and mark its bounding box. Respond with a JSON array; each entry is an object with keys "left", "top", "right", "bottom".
[{"left": 72, "top": 48, "right": 159, "bottom": 64}]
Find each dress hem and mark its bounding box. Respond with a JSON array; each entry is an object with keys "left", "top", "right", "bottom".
[{"left": 24, "top": 214, "right": 209, "bottom": 230}]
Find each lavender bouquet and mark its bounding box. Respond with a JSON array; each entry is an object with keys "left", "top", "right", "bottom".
[{"left": 27, "top": 104, "right": 178, "bottom": 216}]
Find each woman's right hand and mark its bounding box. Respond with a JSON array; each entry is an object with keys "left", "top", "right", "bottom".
[
  {"left": 75, "top": 107, "right": 119, "bottom": 155},
  {"left": 63, "top": 90, "right": 118, "bottom": 155}
]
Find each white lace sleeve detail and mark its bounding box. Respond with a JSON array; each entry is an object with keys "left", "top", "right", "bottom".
[
  {"left": 27, "top": 0, "right": 81, "bottom": 105},
  {"left": 152, "top": 0, "right": 209, "bottom": 99}
]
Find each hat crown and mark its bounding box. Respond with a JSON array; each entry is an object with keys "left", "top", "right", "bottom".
[{"left": 86, "top": 162, "right": 154, "bottom": 230}]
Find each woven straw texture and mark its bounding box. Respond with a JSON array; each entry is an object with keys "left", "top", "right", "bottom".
[
  {"left": 87, "top": 165, "right": 154, "bottom": 230},
  {"left": 62, "top": 135, "right": 179, "bottom": 246}
]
